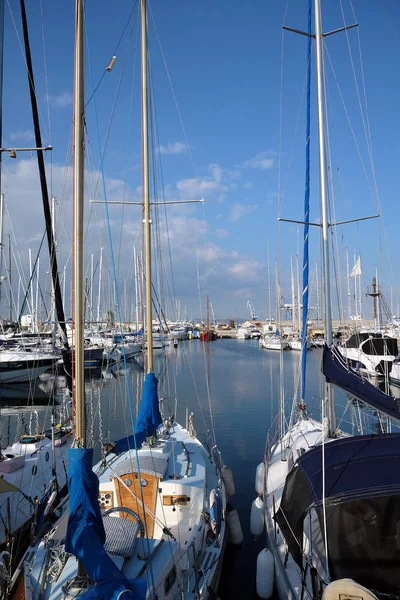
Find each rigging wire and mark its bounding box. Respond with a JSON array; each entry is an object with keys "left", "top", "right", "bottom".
[
  {"left": 83, "top": 3, "right": 158, "bottom": 595},
  {"left": 85, "top": 0, "right": 139, "bottom": 107},
  {"left": 5, "top": 0, "right": 51, "bottom": 144}
]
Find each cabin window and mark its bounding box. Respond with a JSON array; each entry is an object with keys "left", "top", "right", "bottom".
[{"left": 164, "top": 566, "right": 176, "bottom": 595}]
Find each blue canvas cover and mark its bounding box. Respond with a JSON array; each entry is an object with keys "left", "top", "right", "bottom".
[
  {"left": 323, "top": 344, "right": 400, "bottom": 422},
  {"left": 114, "top": 372, "right": 162, "bottom": 454},
  {"left": 65, "top": 448, "right": 146, "bottom": 600},
  {"left": 276, "top": 433, "right": 400, "bottom": 581}
]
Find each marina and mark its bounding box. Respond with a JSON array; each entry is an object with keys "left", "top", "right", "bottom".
[
  {"left": 0, "top": 0, "right": 400, "bottom": 597},
  {"left": 0, "top": 339, "right": 356, "bottom": 599}
]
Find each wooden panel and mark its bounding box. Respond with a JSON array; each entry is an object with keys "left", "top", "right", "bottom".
[{"left": 115, "top": 473, "right": 158, "bottom": 538}]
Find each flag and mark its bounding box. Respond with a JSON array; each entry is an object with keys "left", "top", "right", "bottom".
[{"left": 350, "top": 256, "right": 362, "bottom": 278}]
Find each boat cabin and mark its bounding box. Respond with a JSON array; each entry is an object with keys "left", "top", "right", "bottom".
[{"left": 276, "top": 433, "right": 400, "bottom": 596}]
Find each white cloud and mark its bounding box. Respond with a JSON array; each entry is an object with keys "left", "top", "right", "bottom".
[
  {"left": 244, "top": 151, "right": 274, "bottom": 170},
  {"left": 230, "top": 202, "right": 258, "bottom": 221},
  {"left": 215, "top": 228, "right": 229, "bottom": 238},
  {"left": 10, "top": 130, "right": 35, "bottom": 142},
  {"left": 158, "top": 141, "right": 186, "bottom": 155},
  {"left": 229, "top": 259, "right": 261, "bottom": 280},
  {"left": 176, "top": 165, "right": 229, "bottom": 202},
  {"left": 48, "top": 91, "right": 73, "bottom": 108},
  {"left": 198, "top": 242, "right": 228, "bottom": 263},
  {"left": 243, "top": 181, "right": 252, "bottom": 189}
]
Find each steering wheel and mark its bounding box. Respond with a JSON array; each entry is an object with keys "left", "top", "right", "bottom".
[{"left": 103, "top": 506, "right": 145, "bottom": 537}]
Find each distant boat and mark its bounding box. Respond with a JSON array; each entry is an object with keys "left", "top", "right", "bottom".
[
  {"left": 288, "top": 336, "right": 311, "bottom": 351},
  {"left": 259, "top": 333, "right": 289, "bottom": 350},
  {"left": 338, "top": 331, "right": 397, "bottom": 377},
  {"left": 236, "top": 327, "right": 250, "bottom": 339}
]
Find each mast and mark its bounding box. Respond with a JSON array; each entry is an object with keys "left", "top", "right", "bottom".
[
  {"left": 314, "top": 0, "right": 336, "bottom": 432},
  {"left": 267, "top": 237, "right": 271, "bottom": 320},
  {"left": 141, "top": 0, "right": 153, "bottom": 371},
  {"left": 0, "top": 0, "right": 4, "bottom": 303},
  {"left": 90, "top": 253, "right": 93, "bottom": 324},
  {"left": 73, "top": 0, "right": 85, "bottom": 445},
  {"left": 0, "top": 194, "right": 4, "bottom": 306},
  {"left": 300, "top": 0, "right": 311, "bottom": 406},
  {"left": 97, "top": 247, "right": 103, "bottom": 323},
  {"left": 346, "top": 247, "right": 351, "bottom": 321},
  {"left": 20, "top": 0, "right": 72, "bottom": 385},
  {"left": 290, "top": 256, "right": 295, "bottom": 330},
  {"left": 296, "top": 252, "right": 301, "bottom": 333},
  {"left": 7, "top": 233, "right": 11, "bottom": 323}
]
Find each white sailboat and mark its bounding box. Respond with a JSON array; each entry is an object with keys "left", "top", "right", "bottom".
[
  {"left": 8, "top": 2, "right": 234, "bottom": 599},
  {"left": 252, "top": 3, "right": 400, "bottom": 599}
]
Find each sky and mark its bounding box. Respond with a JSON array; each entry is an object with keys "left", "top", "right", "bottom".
[{"left": 1, "top": 0, "right": 400, "bottom": 323}]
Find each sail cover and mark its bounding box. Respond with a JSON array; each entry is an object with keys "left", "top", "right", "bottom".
[
  {"left": 113, "top": 372, "right": 162, "bottom": 454},
  {"left": 65, "top": 448, "right": 146, "bottom": 599},
  {"left": 275, "top": 434, "right": 400, "bottom": 593},
  {"left": 322, "top": 344, "right": 400, "bottom": 421}
]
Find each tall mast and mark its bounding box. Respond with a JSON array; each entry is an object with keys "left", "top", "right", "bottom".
[
  {"left": 97, "top": 247, "right": 103, "bottom": 323},
  {"left": 0, "top": 0, "right": 4, "bottom": 301},
  {"left": 20, "top": 0, "right": 72, "bottom": 386},
  {"left": 267, "top": 237, "right": 271, "bottom": 320},
  {"left": 141, "top": 0, "right": 153, "bottom": 371},
  {"left": 8, "top": 233, "right": 11, "bottom": 323},
  {"left": 314, "top": 0, "right": 336, "bottom": 432},
  {"left": 290, "top": 256, "right": 295, "bottom": 330},
  {"left": 73, "top": 0, "right": 85, "bottom": 445}
]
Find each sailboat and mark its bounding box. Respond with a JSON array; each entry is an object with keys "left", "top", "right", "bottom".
[
  {"left": 251, "top": 3, "right": 400, "bottom": 599},
  {"left": 8, "top": 2, "right": 233, "bottom": 599}
]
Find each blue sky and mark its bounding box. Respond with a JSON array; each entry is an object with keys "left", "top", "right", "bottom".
[{"left": 2, "top": 0, "right": 400, "bottom": 322}]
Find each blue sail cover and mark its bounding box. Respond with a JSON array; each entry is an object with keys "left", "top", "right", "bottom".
[
  {"left": 65, "top": 448, "right": 146, "bottom": 599},
  {"left": 323, "top": 345, "right": 400, "bottom": 422},
  {"left": 114, "top": 372, "right": 162, "bottom": 454},
  {"left": 301, "top": 0, "right": 312, "bottom": 403}
]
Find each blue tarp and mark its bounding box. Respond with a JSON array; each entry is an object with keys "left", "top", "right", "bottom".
[
  {"left": 65, "top": 448, "right": 146, "bottom": 600},
  {"left": 322, "top": 344, "right": 400, "bottom": 422},
  {"left": 298, "top": 433, "right": 400, "bottom": 504},
  {"left": 276, "top": 432, "right": 400, "bottom": 567},
  {"left": 113, "top": 372, "right": 162, "bottom": 454}
]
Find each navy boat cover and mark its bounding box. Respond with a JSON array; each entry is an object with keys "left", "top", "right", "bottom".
[
  {"left": 275, "top": 433, "right": 400, "bottom": 594},
  {"left": 65, "top": 448, "right": 146, "bottom": 599},
  {"left": 114, "top": 372, "right": 162, "bottom": 454},
  {"left": 323, "top": 344, "right": 400, "bottom": 421}
]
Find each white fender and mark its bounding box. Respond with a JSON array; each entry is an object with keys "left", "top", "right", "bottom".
[
  {"left": 256, "top": 548, "right": 274, "bottom": 599},
  {"left": 221, "top": 465, "right": 235, "bottom": 497},
  {"left": 255, "top": 462, "right": 265, "bottom": 495},
  {"left": 322, "top": 579, "right": 378, "bottom": 600},
  {"left": 250, "top": 496, "right": 264, "bottom": 536},
  {"left": 225, "top": 505, "right": 243, "bottom": 545}
]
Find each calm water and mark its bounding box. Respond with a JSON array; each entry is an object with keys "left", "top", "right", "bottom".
[{"left": 0, "top": 339, "right": 355, "bottom": 598}]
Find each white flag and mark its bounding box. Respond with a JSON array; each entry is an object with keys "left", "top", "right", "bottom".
[{"left": 350, "top": 256, "right": 362, "bottom": 278}]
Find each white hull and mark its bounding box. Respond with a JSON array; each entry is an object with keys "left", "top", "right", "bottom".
[
  {"left": 103, "top": 342, "right": 142, "bottom": 363},
  {"left": 260, "top": 336, "right": 289, "bottom": 351},
  {"left": 22, "top": 422, "right": 228, "bottom": 600},
  {"left": 338, "top": 346, "right": 395, "bottom": 377},
  {"left": 0, "top": 431, "right": 73, "bottom": 543},
  {"left": 0, "top": 351, "right": 56, "bottom": 383},
  {"left": 236, "top": 328, "right": 250, "bottom": 340},
  {"left": 288, "top": 339, "right": 311, "bottom": 351},
  {"left": 264, "top": 419, "right": 327, "bottom": 599},
  {"left": 390, "top": 363, "right": 400, "bottom": 386}
]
